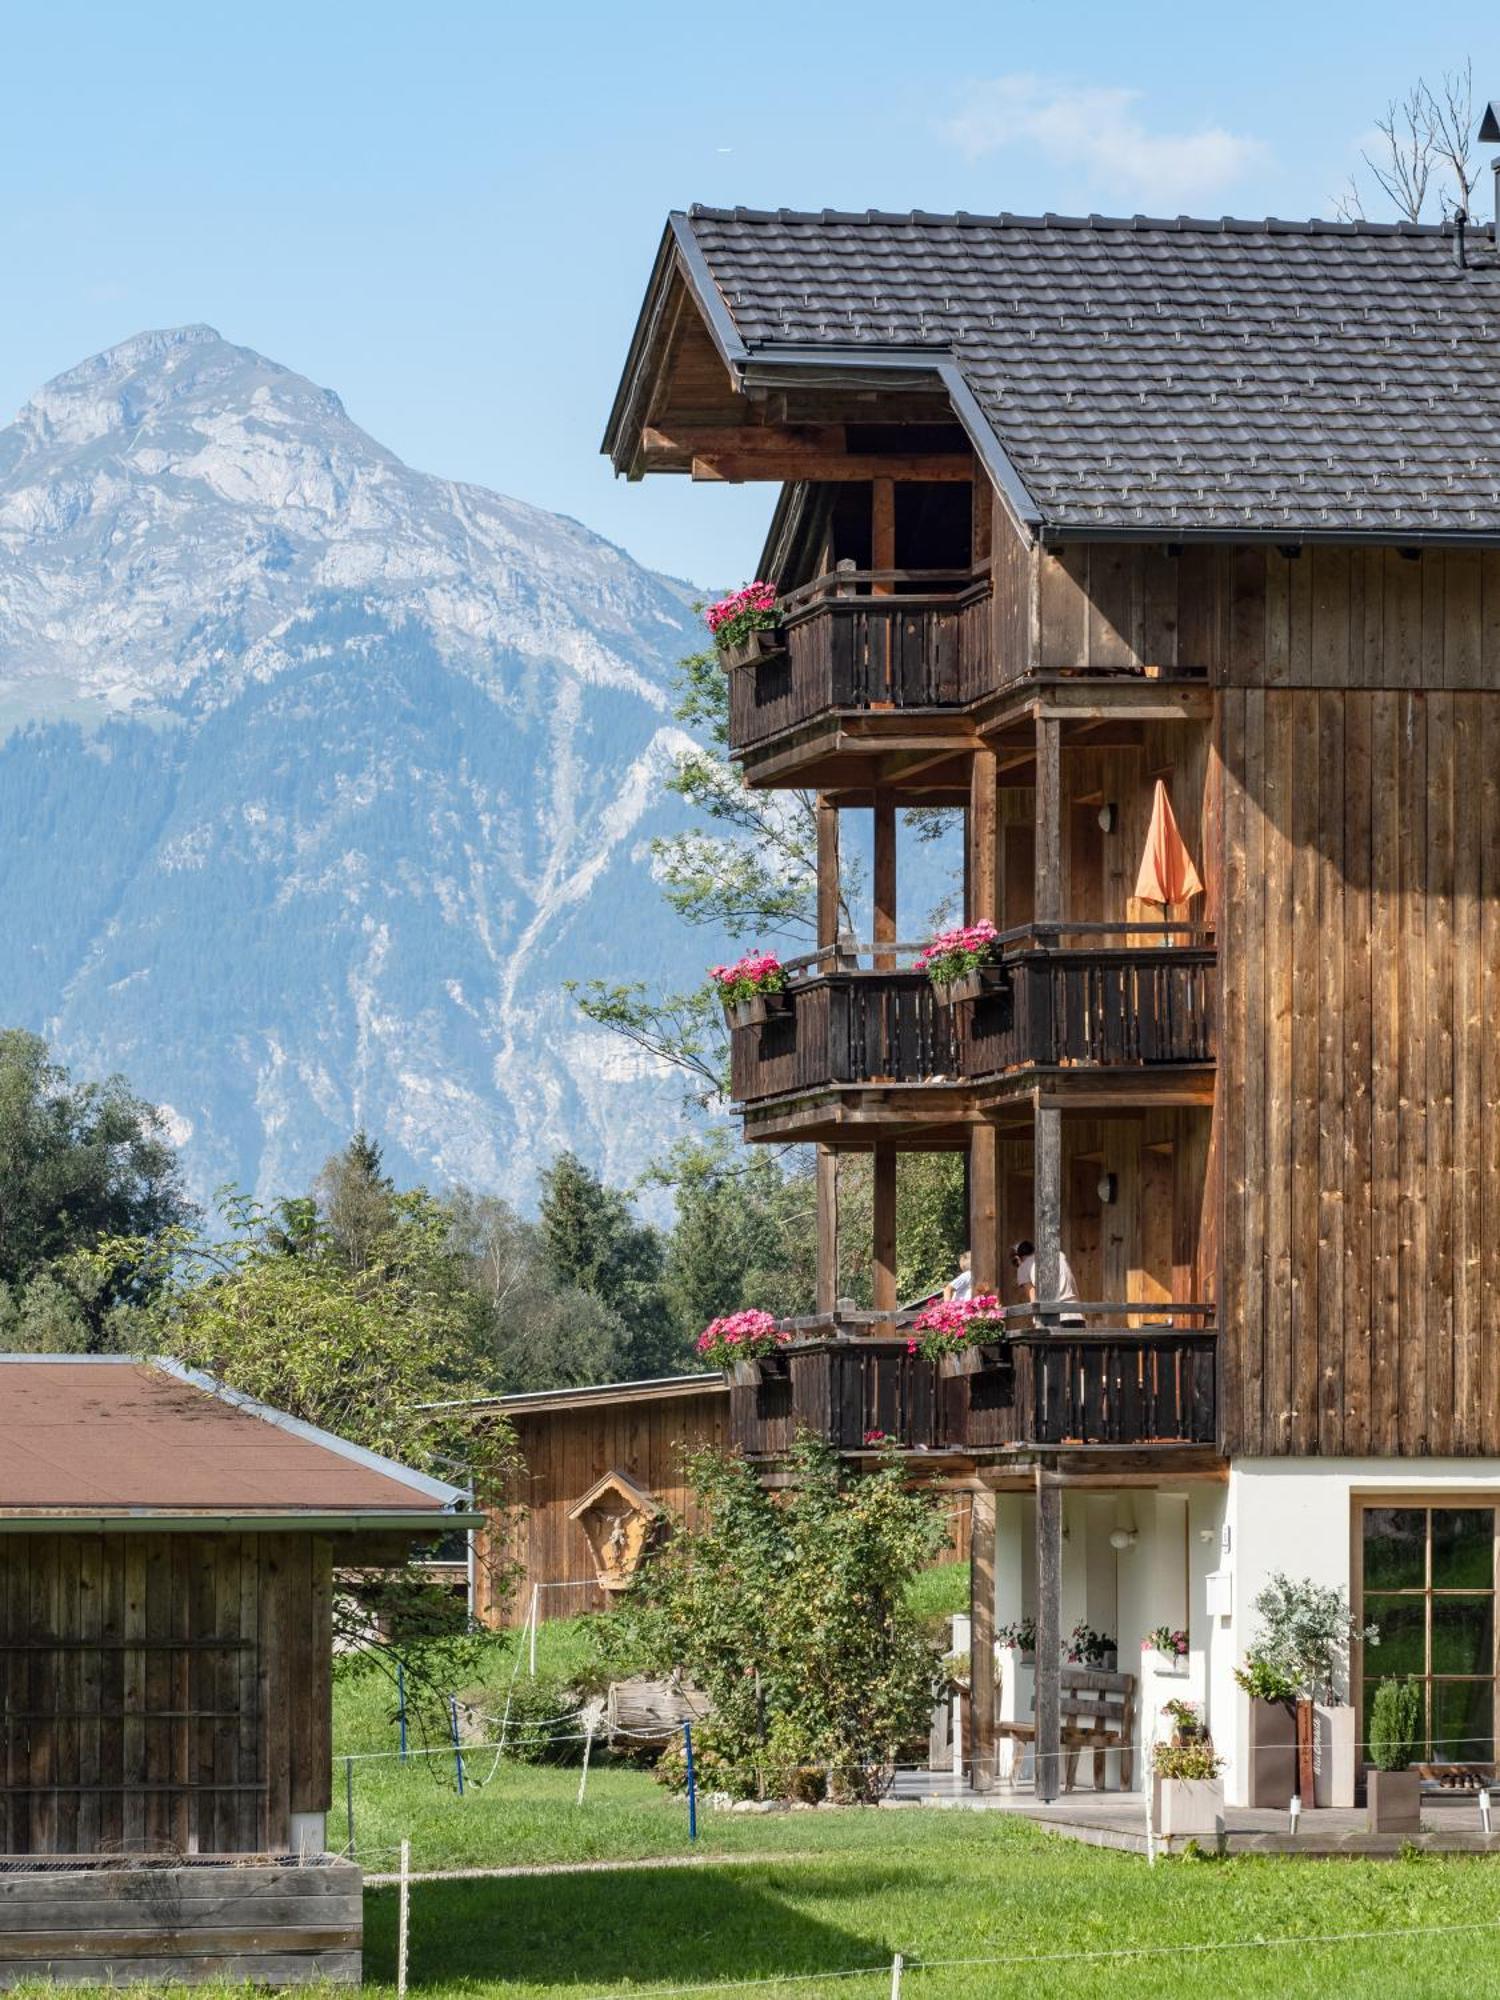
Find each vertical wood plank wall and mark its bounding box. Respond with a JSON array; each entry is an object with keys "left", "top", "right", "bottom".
[
  {"left": 477, "top": 1392, "right": 733, "bottom": 1627},
  {"left": 1214, "top": 547, "right": 1500, "bottom": 1455},
  {"left": 477, "top": 1392, "right": 975, "bottom": 1627},
  {"left": 0, "top": 1533, "right": 333, "bottom": 1857}
]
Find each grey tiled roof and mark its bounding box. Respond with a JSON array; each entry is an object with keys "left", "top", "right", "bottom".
[{"left": 684, "top": 205, "right": 1500, "bottom": 537}]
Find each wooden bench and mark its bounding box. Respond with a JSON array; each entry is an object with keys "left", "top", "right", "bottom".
[{"left": 995, "top": 1666, "right": 1136, "bottom": 1791}]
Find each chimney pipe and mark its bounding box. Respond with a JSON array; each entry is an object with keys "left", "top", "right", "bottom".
[
  {"left": 1494, "top": 156, "right": 1500, "bottom": 238},
  {"left": 1455, "top": 209, "right": 1468, "bottom": 269}
]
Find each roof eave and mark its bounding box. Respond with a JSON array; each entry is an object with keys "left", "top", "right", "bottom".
[
  {"left": 602, "top": 213, "right": 751, "bottom": 475},
  {"left": 0, "top": 1510, "right": 483, "bottom": 1534},
  {"left": 1036, "top": 521, "right": 1500, "bottom": 548}
]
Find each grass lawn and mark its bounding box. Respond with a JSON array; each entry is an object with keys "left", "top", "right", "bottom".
[
  {"left": 333, "top": 1625, "right": 1500, "bottom": 1999},
  {"left": 361, "top": 1804, "right": 1500, "bottom": 1999}
]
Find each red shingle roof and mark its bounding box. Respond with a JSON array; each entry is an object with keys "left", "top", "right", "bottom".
[{"left": 0, "top": 1359, "right": 465, "bottom": 1518}]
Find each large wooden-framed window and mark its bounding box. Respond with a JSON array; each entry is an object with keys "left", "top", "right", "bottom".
[{"left": 1357, "top": 1503, "right": 1498, "bottom": 1766}]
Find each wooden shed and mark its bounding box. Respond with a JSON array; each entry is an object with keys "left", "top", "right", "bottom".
[
  {"left": 473, "top": 1373, "right": 730, "bottom": 1625},
  {"left": 0, "top": 1355, "right": 479, "bottom": 1986},
  {"left": 470, "top": 1370, "right": 972, "bottom": 1626}
]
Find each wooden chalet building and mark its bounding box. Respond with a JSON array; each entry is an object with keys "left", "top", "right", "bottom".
[{"left": 607, "top": 202, "right": 1500, "bottom": 1805}]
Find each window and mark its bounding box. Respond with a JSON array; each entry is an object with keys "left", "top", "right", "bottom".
[{"left": 1360, "top": 1505, "right": 1497, "bottom": 1766}]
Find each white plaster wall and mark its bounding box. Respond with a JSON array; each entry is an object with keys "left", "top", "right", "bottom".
[{"left": 1220, "top": 1457, "right": 1500, "bottom": 1805}]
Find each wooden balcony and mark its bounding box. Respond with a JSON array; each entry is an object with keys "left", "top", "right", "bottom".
[
  {"left": 728, "top": 1307, "right": 1218, "bottom": 1458},
  {"left": 730, "top": 929, "right": 1216, "bottom": 1118},
  {"left": 726, "top": 566, "right": 989, "bottom": 759}
]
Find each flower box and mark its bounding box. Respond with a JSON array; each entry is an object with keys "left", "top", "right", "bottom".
[
  {"left": 1155, "top": 1777, "right": 1224, "bottom": 1842},
  {"left": 720, "top": 627, "right": 785, "bottom": 673},
  {"left": 1366, "top": 1766, "right": 1421, "bottom": 1834},
  {"left": 723, "top": 989, "right": 790, "bottom": 1029},
  {"left": 727, "top": 1358, "right": 763, "bottom": 1388},
  {"left": 1148, "top": 1647, "right": 1189, "bottom": 1678},
  {"left": 938, "top": 1345, "right": 983, "bottom": 1379},
  {"left": 935, "top": 964, "right": 1005, "bottom": 1007}
]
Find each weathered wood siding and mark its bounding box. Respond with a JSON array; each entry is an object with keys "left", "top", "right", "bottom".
[
  {"left": 1219, "top": 686, "right": 1500, "bottom": 1455},
  {"left": 0, "top": 1534, "right": 333, "bottom": 1857},
  {"left": 994, "top": 1110, "right": 1213, "bottom": 1309},
  {"left": 477, "top": 1392, "right": 731, "bottom": 1627},
  {"left": 0, "top": 1858, "right": 360, "bottom": 1989},
  {"left": 1031, "top": 542, "right": 1500, "bottom": 690}
]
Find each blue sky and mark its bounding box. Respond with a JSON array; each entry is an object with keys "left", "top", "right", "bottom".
[{"left": 1, "top": 1, "right": 1493, "bottom": 586}]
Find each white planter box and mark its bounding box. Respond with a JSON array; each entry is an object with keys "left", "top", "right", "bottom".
[
  {"left": 1146, "top": 1647, "right": 1189, "bottom": 1678},
  {"left": 1313, "top": 1703, "right": 1357, "bottom": 1810},
  {"left": 1156, "top": 1777, "right": 1224, "bottom": 1842}
]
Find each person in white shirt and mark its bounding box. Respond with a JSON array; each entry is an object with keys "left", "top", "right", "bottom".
[
  {"left": 944, "top": 1250, "right": 973, "bottom": 1303},
  {"left": 1010, "top": 1238, "right": 1085, "bottom": 1326}
]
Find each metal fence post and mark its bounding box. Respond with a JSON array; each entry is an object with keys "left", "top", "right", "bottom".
[
  {"left": 345, "top": 1755, "right": 356, "bottom": 1860},
  {"left": 683, "top": 1722, "right": 698, "bottom": 1842},
  {"left": 449, "top": 1696, "right": 465, "bottom": 1796}
]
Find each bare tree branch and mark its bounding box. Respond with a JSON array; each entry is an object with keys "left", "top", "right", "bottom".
[
  {"left": 1364, "top": 88, "right": 1433, "bottom": 223},
  {"left": 1424, "top": 59, "right": 1477, "bottom": 214}
]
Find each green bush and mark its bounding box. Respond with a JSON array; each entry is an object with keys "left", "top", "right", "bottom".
[
  {"left": 1368, "top": 1676, "right": 1424, "bottom": 1772},
  {"left": 473, "top": 1672, "right": 588, "bottom": 1765},
  {"left": 635, "top": 1436, "right": 947, "bottom": 1803}
]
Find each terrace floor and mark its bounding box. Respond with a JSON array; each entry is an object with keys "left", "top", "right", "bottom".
[{"left": 890, "top": 1768, "right": 1500, "bottom": 1856}]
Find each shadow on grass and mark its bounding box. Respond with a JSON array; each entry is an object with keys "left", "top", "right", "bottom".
[{"left": 366, "top": 1865, "right": 894, "bottom": 1991}]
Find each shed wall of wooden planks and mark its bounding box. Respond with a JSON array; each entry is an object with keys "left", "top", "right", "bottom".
[
  {"left": 476, "top": 1391, "right": 733, "bottom": 1627},
  {"left": 0, "top": 1533, "right": 333, "bottom": 1857},
  {"left": 476, "top": 1390, "right": 975, "bottom": 1627}
]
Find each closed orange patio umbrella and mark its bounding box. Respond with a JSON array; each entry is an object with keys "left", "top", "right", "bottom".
[{"left": 1134, "top": 780, "right": 1203, "bottom": 939}]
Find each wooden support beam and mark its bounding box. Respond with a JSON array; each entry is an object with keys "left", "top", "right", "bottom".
[
  {"left": 690, "top": 453, "right": 972, "bottom": 483},
  {"left": 1034, "top": 714, "right": 1062, "bottom": 924},
  {"left": 1034, "top": 1095, "right": 1063, "bottom": 1311},
  {"left": 1034, "top": 1471, "right": 1063, "bottom": 1804},
  {"left": 969, "top": 1489, "right": 997, "bottom": 1793},
  {"left": 871, "top": 478, "right": 896, "bottom": 596},
  {"left": 968, "top": 747, "right": 998, "bottom": 925},
  {"left": 816, "top": 795, "right": 841, "bottom": 950},
  {"left": 873, "top": 793, "right": 897, "bottom": 972},
  {"left": 970, "top": 1123, "right": 1000, "bottom": 1296},
  {"left": 816, "top": 1147, "right": 839, "bottom": 1314},
  {"left": 873, "top": 1144, "right": 898, "bottom": 1313},
  {"left": 643, "top": 423, "right": 845, "bottom": 458}
]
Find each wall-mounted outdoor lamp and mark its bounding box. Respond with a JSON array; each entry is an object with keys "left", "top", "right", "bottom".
[
  {"left": 1097, "top": 1171, "right": 1118, "bottom": 1206},
  {"left": 1097, "top": 802, "right": 1118, "bottom": 834}
]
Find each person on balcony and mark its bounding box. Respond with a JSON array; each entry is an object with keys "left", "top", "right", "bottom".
[
  {"left": 943, "top": 1250, "right": 973, "bottom": 1303},
  {"left": 1011, "top": 1239, "right": 1086, "bottom": 1327}
]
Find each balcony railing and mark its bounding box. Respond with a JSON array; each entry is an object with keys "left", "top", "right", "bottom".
[
  {"left": 728, "top": 1305, "right": 1218, "bottom": 1456},
  {"left": 730, "top": 928, "right": 1215, "bottom": 1107},
  {"left": 726, "top": 565, "right": 990, "bottom": 756}
]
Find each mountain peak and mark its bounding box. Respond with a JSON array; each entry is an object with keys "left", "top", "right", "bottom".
[{"left": 10, "top": 324, "right": 348, "bottom": 456}]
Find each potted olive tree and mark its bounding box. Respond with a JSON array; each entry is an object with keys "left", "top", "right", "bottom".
[
  {"left": 1366, "top": 1676, "right": 1423, "bottom": 1834},
  {"left": 1233, "top": 1574, "right": 1375, "bottom": 1808},
  {"left": 1152, "top": 1738, "right": 1225, "bottom": 1843}
]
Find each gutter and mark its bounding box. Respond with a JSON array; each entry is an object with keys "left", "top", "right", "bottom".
[{"left": 0, "top": 1511, "right": 485, "bottom": 1535}]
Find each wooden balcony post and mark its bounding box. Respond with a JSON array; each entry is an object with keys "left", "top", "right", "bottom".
[
  {"left": 816, "top": 794, "right": 840, "bottom": 958},
  {"left": 1034, "top": 712, "right": 1062, "bottom": 926},
  {"left": 873, "top": 792, "right": 897, "bottom": 973},
  {"left": 968, "top": 746, "right": 998, "bottom": 925},
  {"left": 872, "top": 477, "right": 895, "bottom": 698},
  {"left": 816, "top": 1148, "right": 839, "bottom": 1315},
  {"left": 1034, "top": 1091, "right": 1062, "bottom": 1311},
  {"left": 873, "top": 1143, "right": 898, "bottom": 1313},
  {"left": 969, "top": 1487, "right": 997, "bottom": 1793},
  {"left": 970, "top": 1123, "right": 999, "bottom": 1297},
  {"left": 1034, "top": 1469, "right": 1063, "bottom": 1803}
]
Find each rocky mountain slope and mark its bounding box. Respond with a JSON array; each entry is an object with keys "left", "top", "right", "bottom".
[{"left": 0, "top": 326, "right": 719, "bottom": 1207}]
